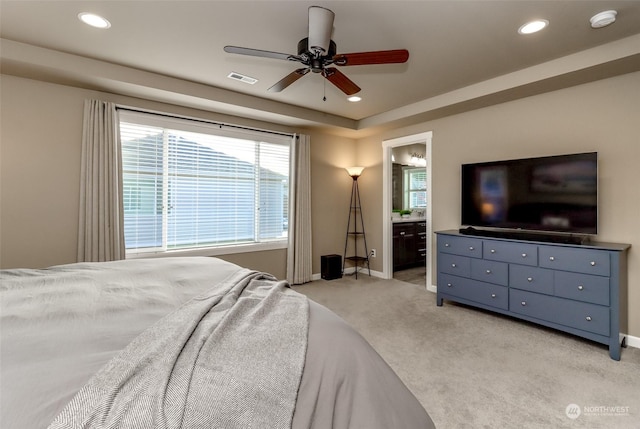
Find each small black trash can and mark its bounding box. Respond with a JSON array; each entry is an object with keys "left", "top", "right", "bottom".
[{"left": 321, "top": 254, "right": 342, "bottom": 280}]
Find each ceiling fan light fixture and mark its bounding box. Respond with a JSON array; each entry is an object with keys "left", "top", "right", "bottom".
[
  {"left": 518, "top": 19, "right": 549, "bottom": 34},
  {"left": 590, "top": 10, "right": 617, "bottom": 28},
  {"left": 348, "top": 96, "right": 362, "bottom": 102},
  {"left": 308, "top": 6, "right": 334, "bottom": 54},
  {"left": 78, "top": 12, "right": 111, "bottom": 29}
]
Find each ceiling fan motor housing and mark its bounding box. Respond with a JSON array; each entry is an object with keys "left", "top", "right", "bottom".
[{"left": 298, "top": 37, "right": 337, "bottom": 72}]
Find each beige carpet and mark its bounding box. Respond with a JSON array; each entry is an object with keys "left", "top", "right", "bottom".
[
  {"left": 295, "top": 275, "right": 640, "bottom": 429},
  {"left": 394, "top": 265, "right": 426, "bottom": 286}
]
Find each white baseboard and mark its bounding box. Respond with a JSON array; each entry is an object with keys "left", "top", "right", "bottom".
[
  {"left": 310, "top": 268, "right": 384, "bottom": 282},
  {"left": 625, "top": 334, "right": 640, "bottom": 349}
]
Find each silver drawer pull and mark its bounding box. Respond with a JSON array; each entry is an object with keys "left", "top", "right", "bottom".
[
  {"left": 527, "top": 277, "right": 533, "bottom": 282},
  {"left": 549, "top": 256, "right": 555, "bottom": 261},
  {"left": 400, "top": 231, "right": 405, "bottom": 236},
  {"left": 451, "top": 263, "right": 457, "bottom": 268},
  {"left": 521, "top": 301, "right": 527, "bottom": 306},
  {"left": 586, "top": 316, "right": 592, "bottom": 322},
  {"left": 590, "top": 261, "right": 596, "bottom": 266},
  {"left": 521, "top": 253, "right": 527, "bottom": 258},
  {"left": 491, "top": 293, "right": 496, "bottom": 298},
  {"left": 490, "top": 249, "right": 496, "bottom": 253},
  {"left": 445, "top": 243, "right": 450, "bottom": 247},
  {"left": 447, "top": 283, "right": 453, "bottom": 288},
  {"left": 578, "top": 285, "right": 584, "bottom": 291},
  {"left": 486, "top": 269, "right": 492, "bottom": 274},
  {"left": 469, "top": 246, "right": 474, "bottom": 251}
]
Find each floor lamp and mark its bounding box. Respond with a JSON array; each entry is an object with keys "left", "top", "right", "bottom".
[{"left": 343, "top": 167, "right": 370, "bottom": 278}]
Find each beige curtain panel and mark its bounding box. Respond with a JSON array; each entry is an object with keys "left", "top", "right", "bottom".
[
  {"left": 77, "top": 99, "right": 126, "bottom": 262},
  {"left": 287, "top": 134, "right": 313, "bottom": 284}
]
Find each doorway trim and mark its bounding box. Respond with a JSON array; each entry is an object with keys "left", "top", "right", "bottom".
[{"left": 382, "top": 132, "right": 434, "bottom": 292}]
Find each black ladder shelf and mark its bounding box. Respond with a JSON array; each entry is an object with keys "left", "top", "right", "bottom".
[{"left": 343, "top": 175, "right": 370, "bottom": 279}]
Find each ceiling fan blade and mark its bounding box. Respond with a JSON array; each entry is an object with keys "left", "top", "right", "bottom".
[
  {"left": 224, "top": 45, "right": 296, "bottom": 61},
  {"left": 308, "top": 6, "right": 334, "bottom": 54},
  {"left": 333, "top": 49, "right": 409, "bottom": 66},
  {"left": 268, "top": 68, "right": 310, "bottom": 92},
  {"left": 322, "top": 67, "right": 361, "bottom": 95}
]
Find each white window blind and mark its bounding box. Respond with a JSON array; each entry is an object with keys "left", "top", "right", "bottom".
[
  {"left": 403, "top": 167, "right": 427, "bottom": 209},
  {"left": 119, "top": 110, "right": 291, "bottom": 254}
]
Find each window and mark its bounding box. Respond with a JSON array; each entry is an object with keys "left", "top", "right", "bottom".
[
  {"left": 403, "top": 167, "right": 427, "bottom": 209},
  {"left": 119, "top": 110, "right": 292, "bottom": 255}
]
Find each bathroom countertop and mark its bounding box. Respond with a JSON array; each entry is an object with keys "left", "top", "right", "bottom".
[{"left": 392, "top": 217, "right": 426, "bottom": 223}]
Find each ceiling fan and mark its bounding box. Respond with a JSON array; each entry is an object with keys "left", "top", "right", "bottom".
[{"left": 224, "top": 6, "right": 409, "bottom": 96}]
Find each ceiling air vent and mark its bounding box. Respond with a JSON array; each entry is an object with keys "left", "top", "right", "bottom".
[{"left": 227, "top": 72, "right": 258, "bottom": 85}]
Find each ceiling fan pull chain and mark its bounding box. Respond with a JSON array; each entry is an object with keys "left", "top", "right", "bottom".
[{"left": 323, "top": 78, "right": 327, "bottom": 101}]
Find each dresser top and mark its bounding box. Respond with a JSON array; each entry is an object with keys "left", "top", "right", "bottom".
[{"left": 436, "top": 229, "right": 630, "bottom": 252}]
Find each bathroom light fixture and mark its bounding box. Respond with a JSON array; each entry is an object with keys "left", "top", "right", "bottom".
[
  {"left": 410, "top": 153, "right": 427, "bottom": 167},
  {"left": 78, "top": 12, "right": 111, "bottom": 29},
  {"left": 518, "top": 19, "right": 549, "bottom": 34},
  {"left": 590, "top": 10, "right": 617, "bottom": 28}
]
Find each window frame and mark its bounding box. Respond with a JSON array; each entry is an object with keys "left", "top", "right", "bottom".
[{"left": 119, "top": 109, "right": 294, "bottom": 259}]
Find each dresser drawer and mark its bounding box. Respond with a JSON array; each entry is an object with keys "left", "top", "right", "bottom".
[
  {"left": 439, "top": 273, "right": 508, "bottom": 310},
  {"left": 483, "top": 240, "right": 538, "bottom": 266},
  {"left": 539, "top": 245, "right": 610, "bottom": 276},
  {"left": 552, "top": 298, "right": 609, "bottom": 337},
  {"left": 510, "top": 289, "right": 609, "bottom": 336},
  {"left": 438, "top": 253, "right": 471, "bottom": 277},
  {"left": 438, "top": 235, "right": 482, "bottom": 258},
  {"left": 510, "top": 289, "right": 556, "bottom": 322},
  {"left": 510, "top": 265, "right": 554, "bottom": 295},
  {"left": 471, "top": 259, "right": 508, "bottom": 286},
  {"left": 554, "top": 271, "right": 610, "bottom": 306}
]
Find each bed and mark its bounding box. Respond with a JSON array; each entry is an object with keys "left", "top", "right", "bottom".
[{"left": 1, "top": 256, "right": 435, "bottom": 429}]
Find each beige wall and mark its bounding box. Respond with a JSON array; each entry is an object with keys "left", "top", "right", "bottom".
[
  {"left": 308, "top": 131, "right": 357, "bottom": 274},
  {"left": 0, "top": 75, "right": 356, "bottom": 279},
  {"left": 355, "top": 72, "right": 640, "bottom": 337}
]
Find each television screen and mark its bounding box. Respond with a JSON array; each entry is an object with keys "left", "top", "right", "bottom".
[{"left": 461, "top": 152, "right": 597, "bottom": 235}]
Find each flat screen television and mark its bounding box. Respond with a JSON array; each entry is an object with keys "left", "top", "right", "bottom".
[{"left": 461, "top": 152, "right": 598, "bottom": 239}]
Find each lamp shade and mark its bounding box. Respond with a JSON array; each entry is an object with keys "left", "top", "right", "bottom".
[{"left": 345, "top": 166, "right": 365, "bottom": 178}]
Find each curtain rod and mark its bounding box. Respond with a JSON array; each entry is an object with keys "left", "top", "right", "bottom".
[{"left": 116, "top": 106, "right": 298, "bottom": 139}]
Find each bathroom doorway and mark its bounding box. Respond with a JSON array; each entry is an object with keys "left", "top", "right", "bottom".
[{"left": 382, "top": 132, "right": 434, "bottom": 291}]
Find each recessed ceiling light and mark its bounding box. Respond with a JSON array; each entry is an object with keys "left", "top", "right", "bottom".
[
  {"left": 78, "top": 12, "right": 111, "bottom": 29},
  {"left": 590, "top": 10, "right": 617, "bottom": 28},
  {"left": 518, "top": 19, "right": 549, "bottom": 35},
  {"left": 347, "top": 96, "right": 362, "bottom": 102}
]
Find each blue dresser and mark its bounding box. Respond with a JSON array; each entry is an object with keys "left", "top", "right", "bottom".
[{"left": 435, "top": 230, "right": 630, "bottom": 360}]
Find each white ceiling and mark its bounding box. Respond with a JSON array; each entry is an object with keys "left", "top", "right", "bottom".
[{"left": 2, "top": 1, "right": 639, "bottom": 136}]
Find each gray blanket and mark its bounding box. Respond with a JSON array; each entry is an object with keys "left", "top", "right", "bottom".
[{"left": 47, "top": 268, "right": 309, "bottom": 429}]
